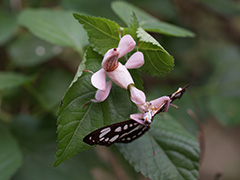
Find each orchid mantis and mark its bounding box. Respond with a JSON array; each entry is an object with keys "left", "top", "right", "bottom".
[
  {"left": 90, "top": 34, "right": 145, "bottom": 104},
  {"left": 89, "top": 34, "right": 187, "bottom": 126}
]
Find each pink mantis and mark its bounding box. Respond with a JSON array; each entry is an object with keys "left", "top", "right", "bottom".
[
  {"left": 90, "top": 34, "right": 145, "bottom": 105},
  {"left": 89, "top": 34, "right": 176, "bottom": 125},
  {"left": 83, "top": 34, "right": 188, "bottom": 147}
]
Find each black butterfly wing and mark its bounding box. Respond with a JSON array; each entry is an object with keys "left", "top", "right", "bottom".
[
  {"left": 116, "top": 121, "right": 150, "bottom": 143},
  {"left": 83, "top": 119, "right": 150, "bottom": 146}
]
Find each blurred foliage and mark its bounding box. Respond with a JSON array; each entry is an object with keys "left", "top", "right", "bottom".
[
  {"left": 112, "top": 1, "right": 194, "bottom": 37},
  {"left": 8, "top": 34, "right": 59, "bottom": 67},
  {"left": 0, "top": 0, "right": 240, "bottom": 180},
  {"left": 0, "top": 12, "right": 17, "bottom": 45},
  {"left": 0, "top": 125, "right": 22, "bottom": 180},
  {"left": 18, "top": 9, "right": 88, "bottom": 54}
]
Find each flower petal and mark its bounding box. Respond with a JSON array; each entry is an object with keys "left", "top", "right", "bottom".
[
  {"left": 118, "top": 34, "right": 136, "bottom": 58},
  {"left": 92, "top": 81, "right": 112, "bottom": 102},
  {"left": 150, "top": 96, "right": 170, "bottom": 112},
  {"left": 91, "top": 68, "right": 106, "bottom": 90},
  {"left": 129, "top": 84, "right": 146, "bottom": 105},
  {"left": 125, "top": 51, "right": 144, "bottom": 69},
  {"left": 106, "top": 63, "right": 134, "bottom": 89}
]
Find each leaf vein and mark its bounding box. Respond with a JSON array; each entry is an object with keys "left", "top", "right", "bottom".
[
  {"left": 79, "top": 16, "right": 119, "bottom": 41},
  {"left": 56, "top": 102, "right": 93, "bottom": 164},
  {"left": 154, "top": 139, "right": 185, "bottom": 180}
]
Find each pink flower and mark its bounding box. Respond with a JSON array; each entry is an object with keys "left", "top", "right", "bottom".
[{"left": 91, "top": 34, "right": 145, "bottom": 102}]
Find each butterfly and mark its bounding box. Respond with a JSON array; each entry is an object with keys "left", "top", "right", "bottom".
[{"left": 83, "top": 85, "right": 189, "bottom": 146}]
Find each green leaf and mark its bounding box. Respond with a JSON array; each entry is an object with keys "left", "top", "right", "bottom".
[
  {"left": 8, "top": 34, "right": 59, "bottom": 67},
  {"left": 111, "top": 1, "right": 195, "bottom": 37},
  {"left": 35, "top": 69, "right": 73, "bottom": 112},
  {"left": 128, "top": 69, "right": 143, "bottom": 91},
  {"left": 117, "top": 114, "right": 199, "bottom": 180},
  {"left": 122, "top": 12, "right": 139, "bottom": 42},
  {"left": 208, "top": 95, "right": 240, "bottom": 126},
  {"left": 137, "top": 28, "right": 174, "bottom": 76},
  {"left": 14, "top": 151, "right": 94, "bottom": 180},
  {"left": 18, "top": 9, "right": 88, "bottom": 53},
  {"left": 130, "top": 0, "right": 177, "bottom": 19},
  {"left": 200, "top": 0, "right": 240, "bottom": 17},
  {"left": 0, "top": 125, "right": 22, "bottom": 180},
  {"left": 61, "top": 0, "right": 118, "bottom": 19},
  {"left": 54, "top": 47, "right": 137, "bottom": 166},
  {"left": 204, "top": 45, "right": 240, "bottom": 126},
  {"left": 73, "top": 13, "right": 120, "bottom": 55},
  {"left": 0, "top": 72, "right": 32, "bottom": 90},
  {"left": 11, "top": 115, "right": 96, "bottom": 180},
  {"left": 0, "top": 12, "right": 17, "bottom": 45}
]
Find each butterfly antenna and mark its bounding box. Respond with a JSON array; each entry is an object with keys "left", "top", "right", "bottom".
[{"left": 148, "top": 132, "right": 155, "bottom": 156}]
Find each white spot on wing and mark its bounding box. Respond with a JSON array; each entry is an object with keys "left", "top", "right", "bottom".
[
  {"left": 119, "top": 125, "right": 141, "bottom": 138},
  {"left": 124, "top": 124, "right": 128, "bottom": 130},
  {"left": 129, "top": 124, "right": 133, "bottom": 127},
  {"left": 89, "top": 136, "right": 92, "bottom": 140},
  {"left": 115, "top": 126, "right": 122, "bottom": 132},
  {"left": 100, "top": 138, "right": 104, "bottom": 141},
  {"left": 110, "top": 135, "right": 119, "bottom": 142},
  {"left": 105, "top": 138, "right": 109, "bottom": 141},
  {"left": 99, "top": 127, "right": 111, "bottom": 138},
  {"left": 127, "top": 137, "right": 131, "bottom": 141},
  {"left": 100, "top": 127, "right": 111, "bottom": 133}
]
